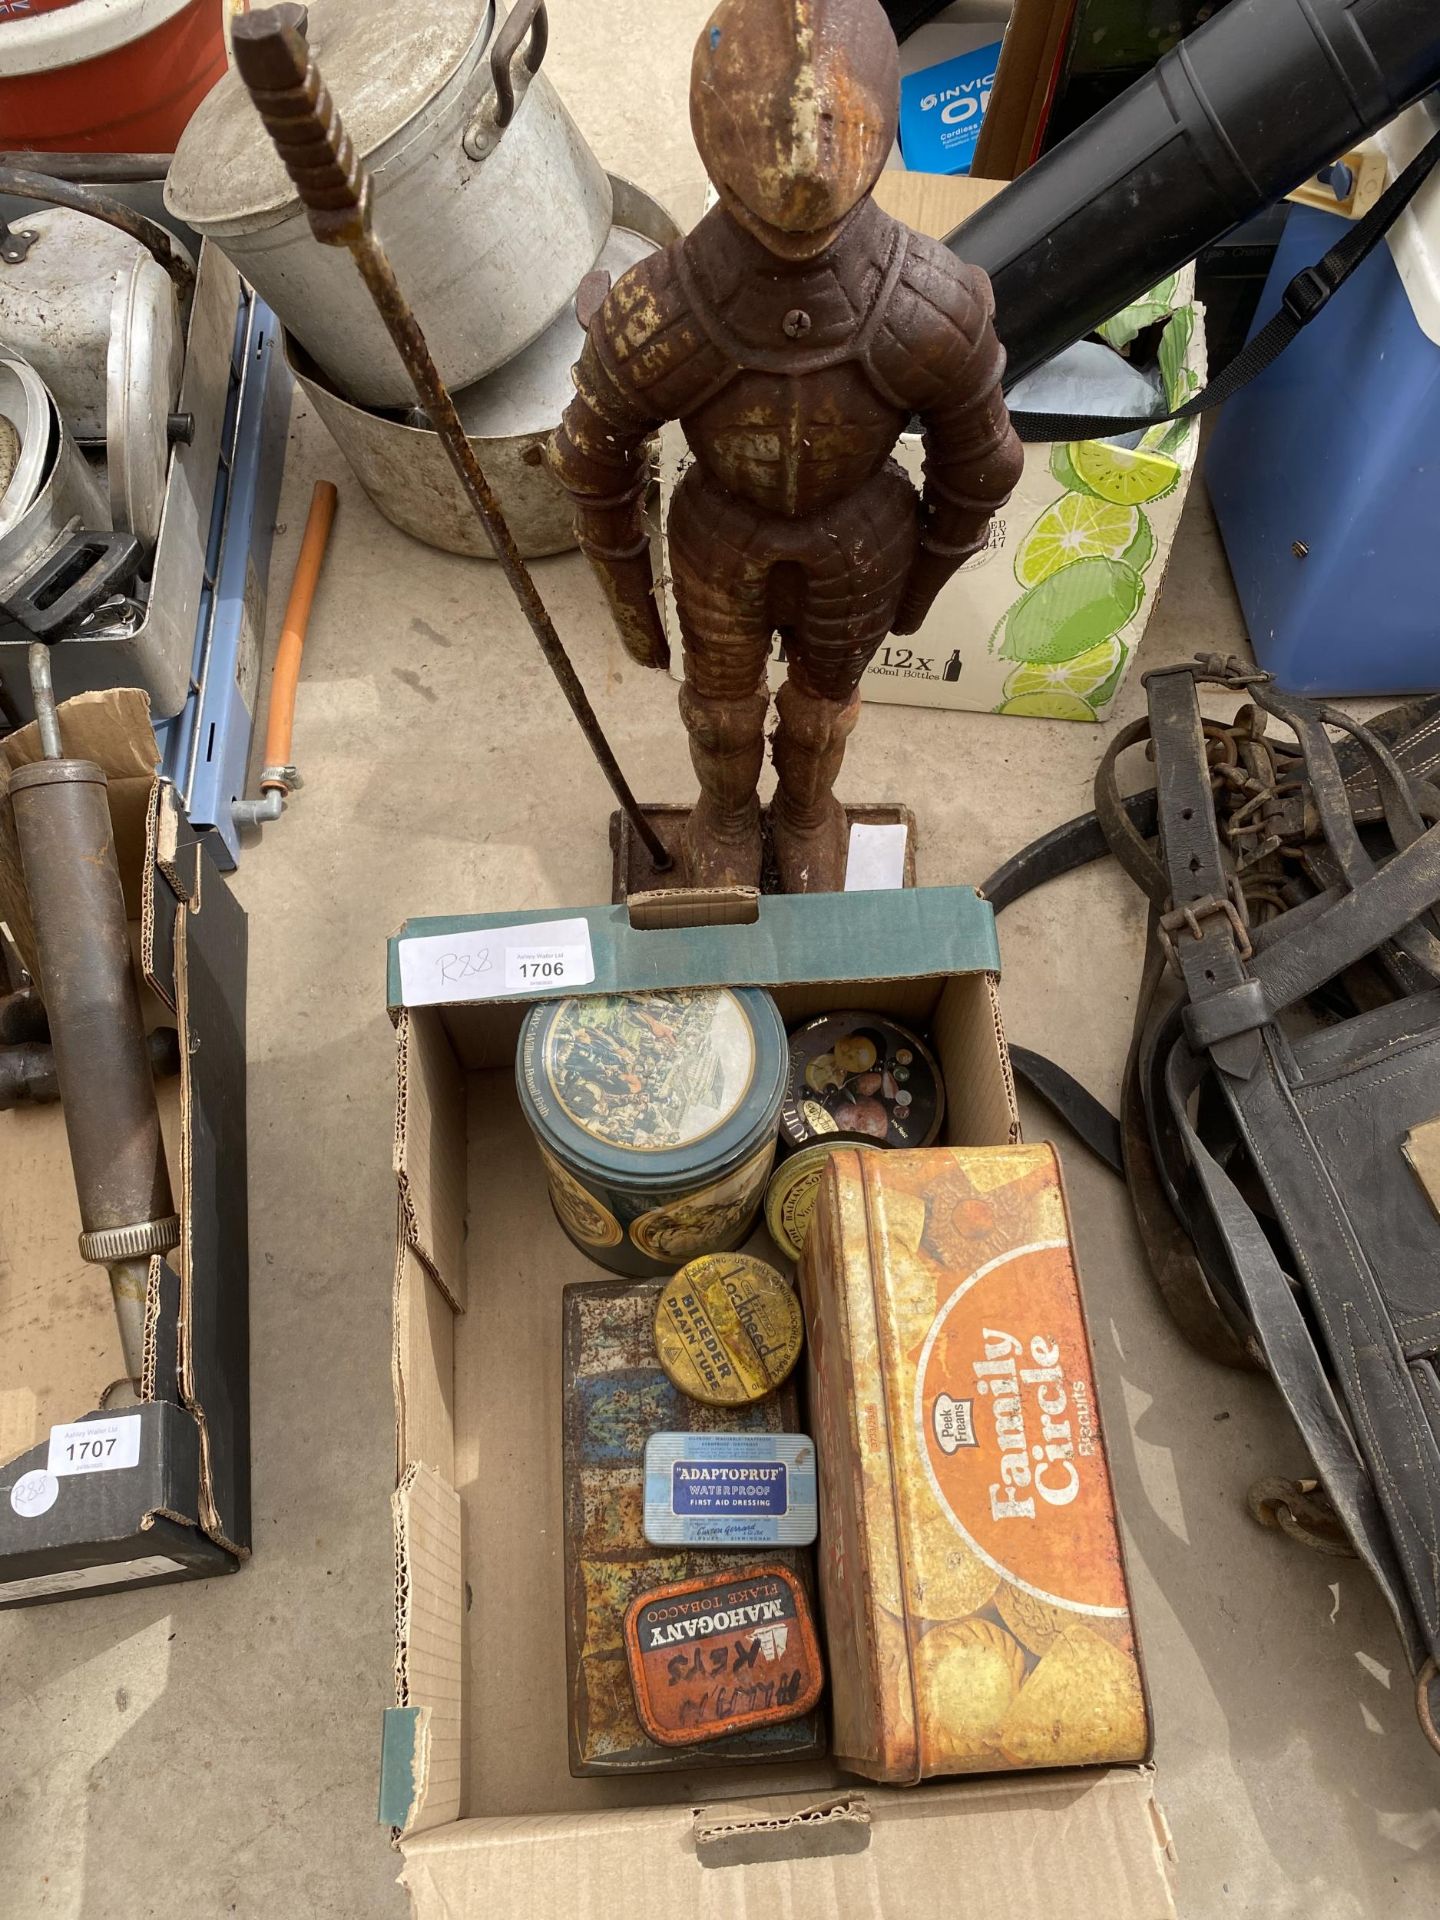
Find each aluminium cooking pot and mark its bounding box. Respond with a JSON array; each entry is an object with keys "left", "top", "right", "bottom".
[
  {"left": 165, "top": 0, "right": 612, "bottom": 407},
  {"left": 287, "top": 176, "right": 680, "bottom": 560}
]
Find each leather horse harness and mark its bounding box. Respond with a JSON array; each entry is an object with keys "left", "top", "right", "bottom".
[{"left": 983, "top": 656, "right": 1440, "bottom": 1751}]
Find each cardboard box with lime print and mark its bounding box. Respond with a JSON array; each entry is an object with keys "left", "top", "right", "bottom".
[{"left": 659, "top": 270, "right": 1205, "bottom": 721}]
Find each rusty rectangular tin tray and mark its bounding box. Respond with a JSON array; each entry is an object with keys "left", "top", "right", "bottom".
[{"left": 562, "top": 1276, "right": 825, "bottom": 1775}]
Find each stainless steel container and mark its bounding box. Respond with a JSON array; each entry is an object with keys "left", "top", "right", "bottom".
[
  {"left": 0, "top": 248, "right": 261, "bottom": 720},
  {"left": 165, "top": 0, "right": 613, "bottom": 406},
  {"left": 287, "top": 175, "right": 679, "bottom": 559},
  {"left": 0, "top": 208, "right": 158, "bottom": 441}
]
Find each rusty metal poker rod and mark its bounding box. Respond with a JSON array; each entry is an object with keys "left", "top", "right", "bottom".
[{"left": 230, "top": 5, "right": 672, "bottom": 872}]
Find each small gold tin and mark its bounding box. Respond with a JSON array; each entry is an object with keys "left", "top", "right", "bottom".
[
  {"left": 654, "top": 1252, "right": 802, "bottom": 1407},
  {"left": 765, "top": 1140, "right": 882, "bottom": 1263}
]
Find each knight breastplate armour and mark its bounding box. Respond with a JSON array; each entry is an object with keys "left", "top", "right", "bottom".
[
  {"left": 682, "top": 366, "right": 908, "bottom": 519},
  {"left": 673, "top": 203, "right": 915, "bottom": 519}
]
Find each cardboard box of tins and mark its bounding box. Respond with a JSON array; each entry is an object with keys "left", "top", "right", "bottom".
[
  {"left": 382, "top": 888, "right": 1176, "bottom": 1917},
  {"left": 800, "top": 1142, "right": 1150, "bottom": 1783}
]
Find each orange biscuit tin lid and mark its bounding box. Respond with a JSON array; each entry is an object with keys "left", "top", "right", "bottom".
[{"left": 623, "top": 1564, "right": 824, "bottom": 1747}]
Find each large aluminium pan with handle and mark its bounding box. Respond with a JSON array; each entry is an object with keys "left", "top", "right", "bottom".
[
  {"left": 165, "top": 0, "right": 611, "bottom": 407},
  {"left": 289, "top": 175, "right": 679, "bottom": 561}
]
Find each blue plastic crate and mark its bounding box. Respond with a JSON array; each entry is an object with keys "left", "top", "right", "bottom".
[{"left": 1207, "top": 201, "right": 1440, "bottom": 697}]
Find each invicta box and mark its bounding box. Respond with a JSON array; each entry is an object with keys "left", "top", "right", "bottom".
[{"left": 800, "top": 1143, "right": 1150, "bottom": 1783}]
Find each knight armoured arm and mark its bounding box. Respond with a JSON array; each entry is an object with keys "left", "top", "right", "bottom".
[
  {"left": 548, "top": 273, "right": 672, "bottom": 671},
  {"left": 885, "top": 249, "right": 1024, "bottom": 636}
]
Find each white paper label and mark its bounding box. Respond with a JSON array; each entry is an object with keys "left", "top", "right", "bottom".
[
  {"left": 0, "top": 1554, "right": 185, "bottom": 1604},
  {"left": 10, "top": 1470, "right": 58, "bottom": 1519},
  {"left": 399, "top": 917, "right": 596, "bottom": 1006},
  {"left": 845, "top": 822, "right": 909, "bottom": 892},
  {"left": 47, "top": 1415, "right": 142, "bottom": 1478},
  {"left": 505, "top": 942, "right": 592, "bottom": 993}
]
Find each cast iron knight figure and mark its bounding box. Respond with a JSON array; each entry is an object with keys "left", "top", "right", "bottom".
[{"left": 549, "top": 0, "right": 1023, "bottom": 892}]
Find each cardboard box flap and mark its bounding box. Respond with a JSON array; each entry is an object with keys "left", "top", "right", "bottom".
[
  {"left": 390, "top": 888, "right": 1001, "bottom": 1015},
  {"left": 394, "top": 1010, "right": 468, "bottom": 1311},
  {"left": 692, "top": 1791, "right": 871, "bottom": 1867},
  {"left": 934, "top": 970, "right": 1020, "bottom": 1148},
  {"left": 970, "top": 0, "right": 1072, "bottom": 181},
  {"left": 872, "top": 169, "right": 1005, "bottom": 240},
  {"left": 393, "top": 1464, "right": 464, "bottom": 1837},
  {"left": 142, "top": 1257, "right": 184, "bottom": 1409},
  {"left": 2, "top": 686, "right": 158, "bottom": 780},
  {"left": 143, "top": 783, "right": 205, "bottom": 1014},
  {"left": 398, "top": 1770, "right": 1176, "bottom": 1918}
]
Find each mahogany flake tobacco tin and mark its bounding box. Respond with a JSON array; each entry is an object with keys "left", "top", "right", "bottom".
[
  {"left": 780, "top": 1012, "right": 944, "bottom": 1153},
  {"left": 653, "top": 1252, "right": 802, "bottom": 1406},
  {"left": 518, "top": 987, "right": 787, "bottom": 1277},
  {"left": 624, "top": 1565, "right": 824, "bottom": 1747}
]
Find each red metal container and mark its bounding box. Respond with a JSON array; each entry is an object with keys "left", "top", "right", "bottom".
[{"left": 0, "top": 0, "right": 229, "bottom": 153}]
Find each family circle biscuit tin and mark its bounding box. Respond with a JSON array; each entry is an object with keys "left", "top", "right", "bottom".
[
  {"left": 517, "top": 987, "right": 788, "bottom": 1276},
  {"left": 799, "top": 1143, "right": 1150, "bottom": 1784},
  {"left": 780, "top": 1012, "right": 944, "bottom": 1152}
]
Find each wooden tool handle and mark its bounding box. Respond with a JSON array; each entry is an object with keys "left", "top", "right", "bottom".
[{"left": 230, "top": 4, "right": 371, "bottom": 247}]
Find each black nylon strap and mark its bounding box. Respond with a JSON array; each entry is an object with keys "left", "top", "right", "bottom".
[{"left": 1006, "top": 128, "right": 1440, "bottom": 444}]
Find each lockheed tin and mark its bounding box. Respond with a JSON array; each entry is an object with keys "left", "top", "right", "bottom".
[
  {"left": 519, "top": 987, "right": 787, "bottom": 1276},
  {"left": 561, "top": 1278, "right": 825, "bottom": 1775},
  {"left": 643, "top": 1431, "right": 819, "bottom": 1547},
  {"left": 800, "top": 1144, "right": 1150, "bottom": 1784},
  {"left": 779, "top": 1012, "right": 944, "bottom": 1153},
  {"left": 624, "top": 1565, "right": 824, "bottom": 1747},
  {"left": 765, "top": 1139, "right": 882, "bottom": 1262},
  {"left": 653, "top": 1253, "right": 802, "bottom": 1407}
]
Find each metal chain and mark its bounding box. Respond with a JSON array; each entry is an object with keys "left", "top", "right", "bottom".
[{"left": 1247, "top": 1476, "right": 1358, "bottom": 1558}]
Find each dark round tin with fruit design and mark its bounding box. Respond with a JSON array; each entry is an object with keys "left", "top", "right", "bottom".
[
  {"left": 517, "top": 987, "right": 788, "bottom": 1276},
  {"left": 779, "top": 1011, "right": 944, "bottom": 1153}
]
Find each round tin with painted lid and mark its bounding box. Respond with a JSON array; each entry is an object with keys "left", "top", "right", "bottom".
[
  {"left": 517, "top": 986, "right": 787, "bottom": 1277},
  {"left": 779, "top": 1011, "right": 945, "bottom": 1154},
  {"left": 654, "top": 1252, "right": 803, "bottom": 1406},
  {"left": 765, "top": 1140, "right": 883, "bottom": 1264}
]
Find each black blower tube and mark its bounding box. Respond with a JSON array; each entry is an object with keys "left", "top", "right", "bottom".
[{"left": 949, "top": 0, "right": 1440, "bottom": 387}]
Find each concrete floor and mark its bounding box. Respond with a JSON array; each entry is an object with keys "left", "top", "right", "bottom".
[{"left": 3, "top": 4, "right": 1439, "bottom": 1914}]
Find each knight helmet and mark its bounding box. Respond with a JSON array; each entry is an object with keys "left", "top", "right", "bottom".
[{"left": 690, "top": 0, "right": 900, "bottom": 260}]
